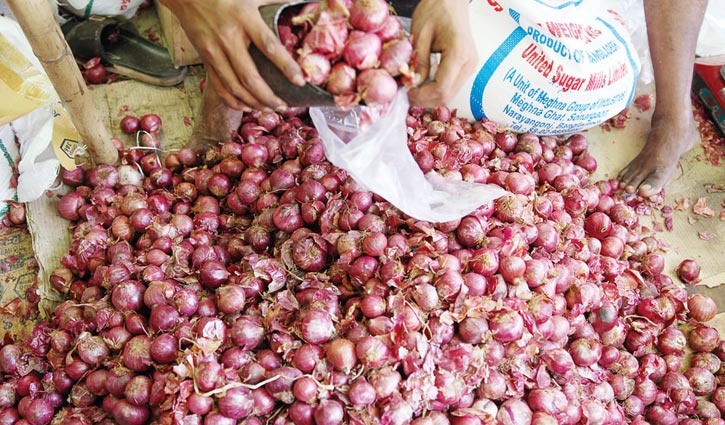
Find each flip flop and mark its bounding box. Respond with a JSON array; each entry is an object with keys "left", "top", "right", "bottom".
[{"left": 61, "top": 16, "right": 187, "bottom": 87}]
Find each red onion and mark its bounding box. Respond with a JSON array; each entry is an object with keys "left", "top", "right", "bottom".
[
  {"left": 198, "top": 260, "right": 229, "bottom": 288},
  {"left": 122, "top": 335, "right": 152, "bottom": 371},
  {"left": 77, "top": 334, "right": 109, "bottom": 366},
  {"left": 87, "top": 164, "right": 119, "bottom": 188},
  {"left": 299, "top": 52, "right": 331, "bottom": 86},
  {"left": 506, "top": 172, "right": 535, "bottom": 195},
  {"left": 186, "top": 393, "right": 213, "bottom": 415},
  {"left": 290, "top": 344, "right": 322, "bottom": 374},
  {"left": 292, "top": 377, "right": 318, "bottom": 404},
  {"left": 677, "top": 258, "right": 701, "bottom": 284},
  {"left": 129, "top": 208, "right": 153, "bottom": 232},
  {"left": 685, "top": 367, "right": 717, "bottom": 396},
  {"left": 265, "top": 366, "right": 302, "bottom": 403},
  {"left": 149, "top": 304, "right": 179, "bottom": 332},
  {"left": 489, "top": 309, "right": 523, "bottom": 342},
  {"left": 314, "top": 399, "right": 344, "bottom": 425},
  {"left": 355, "top": 335, "right": 390, "bottom": 368},
  {"left": 348, "top": 378, "right": 376, "bottom": 408},
  {"left": 112, "top": 399, "right": 149, "bottom": 425},
  {"left": 689, "top": 293, "right": 717, "bottom": 322},
  {"left": 690, "top": 325, "right": 720, "bottom": 352},
  {"left": 542, "top": 348, "right": 574, "bottom": 377},
  {"left": 375, "top": 14, "right": 402, "bottom": 41},
  {"left": 569, "top": 337, "right": 602, "bottom": 367},
  {"left": 527, "top": 388, "right": 568, "bottom": 415},
  {"left": 292, "top": 233, "right": 329, "bottom": 271},
  {"left": 289, "top": 401, "right": 315, "bottom": 424},
  {"left": 84, "top": 64, "right": 107, "bottom": 84},
  {"left": 658, "top": 326, "right": 687, "bottom": 355},
  {"left": 216, "top": 285, "right": 246, "bottom": 315},
  {"left": 380, "top": 38, "right": 412, "bottom": 77},
  {"left": 349, "top": 0, "right": 389, "bottom": 31},
  {"left": 195, "top": 360, "right": 222, "bottom": 392},
  {"left": 326, "top": 338, "right": 357, "bottom": 372},
  {"left": 230, "top": 315, "right": 265, "bottom": 350},
  {"left": 327, "top": 62, "right": 357, "bottom": 95},
  {"left": 645, "top": 405, "right": 678, "bottom": 425},
  {"left": 357, "top": 69, "right": 397, "bottom": 106},
  {"left": 0, "top": 384, "right": 16, "bottom": 410},
  {"left": 692, "top": 352, "right": 721, "bottom": 374},
  {"left": 218, "top": 387, "right": 254, "bottom": 420},
  {"left": 139, "top": 113, "right": 161, "bottom": 133},
  {"left": 299, "top": 308, "right": 335, "bottom": 344},
  {"left": 15, "top": 375, "right": 40, "bottom": 400},
  {"left": 111, "top": 280, "right": 145, "bottom": 312},
  {"left": 58, "top": 192, "right": 85, "bottom": 221},
  {"left": 497, "top": 399, "right": 532, "bottom": 425},
  {"left": 61, "top": 167, "right": 85, "bottom": 187},
  {"left": 173, "top": 288, "right": 199, "bottom": 317},
  {"left": 24, "top": 398, "right": 53, "bottom": 425}
]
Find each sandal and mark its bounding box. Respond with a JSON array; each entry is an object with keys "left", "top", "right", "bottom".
[{"left": 62, "top": 16, "right": 187, "bottom": 86}]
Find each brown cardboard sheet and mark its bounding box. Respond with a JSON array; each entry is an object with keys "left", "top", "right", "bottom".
[{"left": 585, "top": 87, "right": 725, "bottom": 289}]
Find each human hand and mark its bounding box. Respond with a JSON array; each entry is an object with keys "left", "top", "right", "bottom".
[
  {"left": 407, "top": 0, "right": 478, "bottom": 107},
  {"left": 160, "top": 0, "right": 305, "bottom": 111}
]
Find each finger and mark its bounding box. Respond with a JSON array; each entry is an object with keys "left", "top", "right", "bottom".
[
  {"left": 223, "top": 17, "right": 290, "bottom": 110},
  {"left": 224, "top": 45, "right": 287, "bottom": 111},
  {"left": 198, "top": 44, "right": 251, "bottom": 107},
  {"left": 208, "top": 68, "right": 251, "bottom": 112},
  {"left": 246, "top": 15, "right": 305, "bottom": 87},
  {"left": 412, "top": 26, "right": 433, "bottom": 86},
  {"left": 215, "top": 50, "right": 273, "bottom": 111},
  {"left": 410, "top": 47, "right": 464, "bottom": 107}
]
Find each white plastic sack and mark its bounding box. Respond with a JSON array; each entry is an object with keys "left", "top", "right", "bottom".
[
  {"left": 11, "top": 109, "right": 63, "bottom": 202},
  {"left": 310, "top": 90, "right": 508, "bottom": 223},
  {"left": 621, "top": 0, "right": 653, "bottom": 85},
  {"left": 623, "top": 0, "right": 725, "bottom": 82},
  {"left": 445, "top": 0, "right": 640, "bottom": 135},
  {"left": 697, "top": 0, "right": 725, "bottom": 58},
  {"left": 58, "top": 0, "right": 145, "bottom": 19},
  {"left": 0, "top": 125, "right": 19, "bottom": 217},
  {"left": 0, "top": 17, "right": 61, "bottom": 207}
]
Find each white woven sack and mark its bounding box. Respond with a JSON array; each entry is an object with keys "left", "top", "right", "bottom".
[{"left": 58, "top": 0, "right": 145, "bottom": 19}]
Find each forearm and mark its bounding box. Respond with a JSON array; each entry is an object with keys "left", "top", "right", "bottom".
[{"left": 643, "top": 0, "right": 707, "bottom": 119}]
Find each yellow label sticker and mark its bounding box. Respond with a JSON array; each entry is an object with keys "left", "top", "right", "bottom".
[{"left": 51, "top": 103, "right": 80, "bottom": 170}]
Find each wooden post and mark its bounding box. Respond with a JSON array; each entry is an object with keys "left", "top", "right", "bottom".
[{"left": 7, "top": 0, "right": 118, "bottom": 165}]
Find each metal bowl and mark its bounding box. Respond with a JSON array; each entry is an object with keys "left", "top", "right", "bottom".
[{"left": 249, "top": 1, "right": 411, "bottom": 107}]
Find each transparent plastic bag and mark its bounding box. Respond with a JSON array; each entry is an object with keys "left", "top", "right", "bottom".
[{"left": 309, "top": 90, "right": 508, "bottom": 223}]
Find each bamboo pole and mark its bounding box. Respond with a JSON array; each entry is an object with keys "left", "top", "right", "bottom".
[{"left": 7, "top": 0, "right": 118, "bottom": 165}]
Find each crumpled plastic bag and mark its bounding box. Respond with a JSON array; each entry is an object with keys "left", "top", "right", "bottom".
[{"left": 310, "top": 89, "right": 508, "bottom": 223}]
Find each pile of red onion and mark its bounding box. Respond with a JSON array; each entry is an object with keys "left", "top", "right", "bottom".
[
  {"left": 281, "top": 0, "right": 413, "bottom": 106},
  {"left": 1, "top": 104, "right": 722, "bottom": 425}
]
